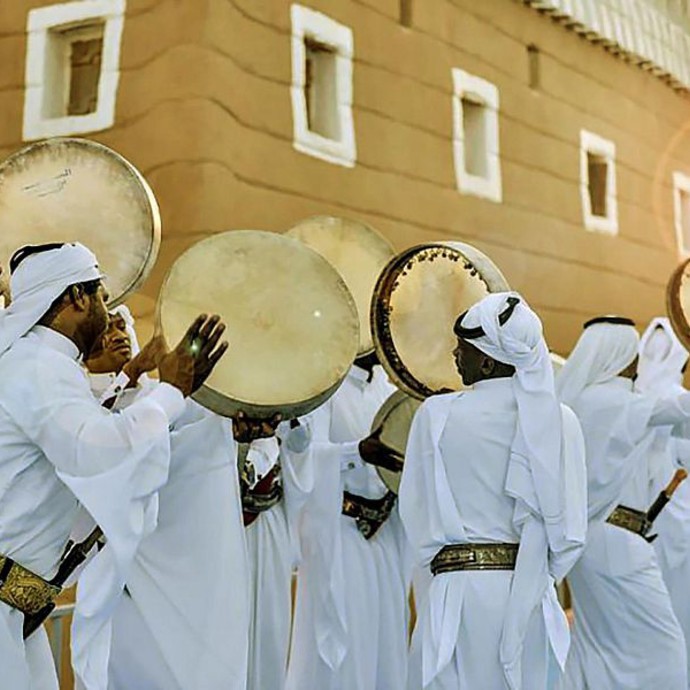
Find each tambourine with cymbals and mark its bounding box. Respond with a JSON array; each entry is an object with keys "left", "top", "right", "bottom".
[
  {"left": 371, "top": 241, "right": 510, "bottom": 400},
  {"left": 667, "top": 257, "right": 690, "bottom": 351}
]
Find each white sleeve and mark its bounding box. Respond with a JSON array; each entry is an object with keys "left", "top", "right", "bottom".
[{"left": 649, "top": 392, "right": 690, "bottom": 427}]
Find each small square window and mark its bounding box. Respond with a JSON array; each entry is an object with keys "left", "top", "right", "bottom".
[
  {"left": 291, "top": 5, "right": 356, "bottom": 168},
  {"left": 452, "top": 68, "right": 502, "bottom": 203},
  {"left": 42, "top": 22, "right": 105, "bottom": 120},
  {"left": 23, "top": 0, "right": 125, "bottom": 141},
  {"left": 304, "top": 38, "right": 340, "bottom": 140},
  {"left": 580, "top": 130, "right": 618, "bottom": 235},
  {"left": 673, "top": 172, "right": 690, "bottom": 255}
]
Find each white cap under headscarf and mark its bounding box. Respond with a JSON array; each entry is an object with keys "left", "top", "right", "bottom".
[
  {"left": 0, "top": 243, "right": 103, "bottom": 357},
  {"left": 637, "top": 317, "right": 688, "bottom": 396},
  {"left": 556, "top": 318, "right": 639, "bottom": 407}
]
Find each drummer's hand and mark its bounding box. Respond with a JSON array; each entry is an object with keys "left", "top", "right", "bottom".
[
  {"left": 232, "top": 411, "right": 282, "bottom": 443},
  {"left": 158, "top": 314, "right": 228, "bottom": 397},
  {"left": 123, "top": 334, "right": 167, "bottom": 386},
  {"left": 358, "top": 426, "right": 404, "bottom": 472}
]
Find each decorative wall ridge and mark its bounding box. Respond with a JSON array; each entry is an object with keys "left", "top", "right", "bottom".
[{"left": 521, "top": 0, "right": 690, "bottom": 93}]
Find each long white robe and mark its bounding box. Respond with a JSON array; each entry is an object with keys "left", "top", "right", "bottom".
[
  {"left": 97, "top": 385, "right": 250, "bottom": 690},
  {"left": 0, "top": 326, "right": 181, "bottom": 690},
  {"left": 649, "top": 422, "right": 690, "bottom": 689},
  {"left": 562, "top": 377, "right": 689, "bottom": 690},
  {"left": 286, "top": 365, "right": 411, "bottom": 690},
  {"left": 401, "top": 379, "right": 587, "bottom": 690},
  {"left": 245, "top": 426, "right": 314, "bottom": 690}
]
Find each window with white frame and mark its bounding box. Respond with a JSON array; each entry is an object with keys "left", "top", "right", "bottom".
[
  {"left": 452, "top": 68, "right": 501, "bottom": 203},
  {"left": 673, "top": 172, "right": 690, "bottom": 255},
  {"left": 291, "top": 5, "right": 356, "bottom": 167},
  {"left": 580, "top": 130, "right": 618, "bottom": 235},
  {"left": 23, "top": 0, "right": 125, "bottom": 141}
]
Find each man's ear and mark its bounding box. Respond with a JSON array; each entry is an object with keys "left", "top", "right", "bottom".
[{"left": 68, "top": 284, "right": 89, "bottom": 312}]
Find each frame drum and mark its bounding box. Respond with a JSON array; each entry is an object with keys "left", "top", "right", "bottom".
[
  {"left": 372, "top": 241, "right": 509, "bottom": 399},
  {"left": 371, "top": 390, "right": 422, "bottom": 493},
  {"left": 158, "top": 230, "right": 360, "bottom": 419},
  {"left": 286, "top": 216, "right": 395, "bottom": 356},
  {"left": 667, "top": 257, "right": 690, "bottom": 351},
  {"left": 0, "top": 137, "right": 160, "bottom": 306}
]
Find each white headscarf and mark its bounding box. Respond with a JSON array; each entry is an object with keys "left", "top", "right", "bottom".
[
  {"left": 457, "top": 291, "right": 563, "bottom": 530},
  {"left": 111, "top": 304, "right": 141, "bottom": 356},
  {"left": 0, "top": 243, "right": 103, "bottom": 357},
  {"left": 556, "top": 320, "right": 639, "bottom": 407},
  {"left": 637, "top": 317, "right": 688, "bottom": 396}
]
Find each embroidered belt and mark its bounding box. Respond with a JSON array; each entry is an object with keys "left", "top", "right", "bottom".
[
  {"left": 606, "top": 504, "right": 651, "bottom": 538},
  {"left": 0, "top": 556, "right": 61, "bottom": 616},
  {"left": 430, "top": 542, "right": 520, "bottom": 576},
  {"left": 341, "top": 490, "right": 397, "bottom": 540},
  {"left": 242, "top": 466, "right": 283, "bottom": 527}
]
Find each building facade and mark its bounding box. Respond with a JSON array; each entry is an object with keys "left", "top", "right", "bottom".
[{"left": 2, "top": 0, "right": 690, "bottom": 356}]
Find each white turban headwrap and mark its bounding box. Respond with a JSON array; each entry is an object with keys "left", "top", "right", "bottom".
[
  {"left": 0, "top": 243, "right": 103, "bottom": 357},
  {"left": 556, "top": 319, "right": 639, "bottom": 407},
  {"left": 637, "top": 317, "right": 688, "bottom": 396}
]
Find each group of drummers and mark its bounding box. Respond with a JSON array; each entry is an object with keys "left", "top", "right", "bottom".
[{"left": 1, "top": 136, "right": 690, "bottom": 690}]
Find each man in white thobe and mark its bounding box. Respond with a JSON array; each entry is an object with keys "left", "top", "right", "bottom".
[
  {"left": 557, "top": 316, "right": 690, "bottom": 690},
  {"left": 286, "top": 354, "right": 411, "bottom": 690},
  {"left": 83, "top": 306, "right": 250, "bottom": 690},
  {"left": 0, "top": 243, "right": 225, "bottom": 690},
  {"left": 401, "top": 292, "right": 588, "bottom": 690},
  {"left": 637, "top": 317, "right": 690, "bottom": 688},
  {"left": 239, "top": 415, "right": 314, "bottom": 690}
]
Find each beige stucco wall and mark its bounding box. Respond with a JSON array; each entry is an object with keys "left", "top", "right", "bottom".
[{"left": 2, "top": 0, "right": 690, "bottom": 355}]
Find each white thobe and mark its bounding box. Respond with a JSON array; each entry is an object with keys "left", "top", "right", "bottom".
[
  {"left": 0, "top": 327, "right": 182, "bottom": 690},
  {"left": 647, "top": 404, "right": 690, "bottom": 689},
  {"left": 245, "top": 426, "right": 314, "bottom": 690},
  {"left": 562, "top": 377, "right": 689, "bottom": 690},
  {"left": 94, "top": 380, "right": 250, "bottom": 690},
  {"left": 401, "top": 379, "right": 587, "bottom": 690},
  {"left": 286, "top": 365, "right": 411, "bottom": 690}
]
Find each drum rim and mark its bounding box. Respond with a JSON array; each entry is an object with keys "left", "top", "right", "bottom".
[
  {"left": 157, "top": 229, "right": 359, "bottom": 419},
  {"left": 666, "top": 257, "right": 690, "bottom": 351},
  {"left": 286, "top": 214, "right": 395, "bottom": 357},
  {"left": 371, "top": 241, "right": 509, "bottom": 400},
  {"left": 0, "top": 137, "right": 161, "bottom": 307}
]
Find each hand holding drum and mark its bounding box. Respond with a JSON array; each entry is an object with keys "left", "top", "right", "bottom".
[{"left": 159, "top": 314, "right": 228, "bottom": 397}]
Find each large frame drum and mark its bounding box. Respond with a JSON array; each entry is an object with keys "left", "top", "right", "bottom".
[
  {"left": 371, "top": 390, "right": 422, "bottom": 493},
  {"left": 287, "top": 216, "right": 395, "bottom": 356},
  {"left": 0, "top": 137, "right": 160, "bottom": 306},
  {"left": 667, "top": 257, "right": 690, "bottom": 351},
  {"left": 371, "top": 241, "right": 510, "bottom": 399},
  {"left": 158, "top": 230, "right": 360, "bottom": 419}
]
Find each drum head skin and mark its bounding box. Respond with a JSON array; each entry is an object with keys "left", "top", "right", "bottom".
[
  {"left": 371, "top": 390, "right": 422, "bottom": 493},
  {"left": 0, "top": 137, "right": 160, "bottom": 306},
  {"left": 287, "top": 216, "right": 395, "bottom": 356},
  {"left": 667, "top": 258, "right": 690, "bottom": 351},
  {"left": 372, "top": 241, "right": 510, "bottom": 399},
  {"left": 158, "top": 230, "right": 359, "bottom": 419}
]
